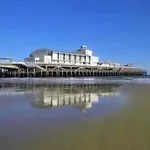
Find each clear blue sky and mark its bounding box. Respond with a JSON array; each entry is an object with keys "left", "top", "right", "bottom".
[{"left": 0, "top": 0, "right": 150, "bottom": 72}]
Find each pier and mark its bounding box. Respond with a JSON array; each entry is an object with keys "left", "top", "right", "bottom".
[
  {"left": 0, "top": 61, "right": 147, "bottom": 78},
  {"left": 0, "top": 46, "right": 147, "bottom": 77}
]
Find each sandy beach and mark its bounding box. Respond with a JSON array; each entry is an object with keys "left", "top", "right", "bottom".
[{"left": 0, "top": 83, "right": 150, "bottom": 150}]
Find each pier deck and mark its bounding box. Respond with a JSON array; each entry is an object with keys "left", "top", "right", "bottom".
[{"left": 0, "top": 61, "right": 147, "bottom": 77}]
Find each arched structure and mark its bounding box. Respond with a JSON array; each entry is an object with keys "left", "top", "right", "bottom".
[{"left": 30, "top": 48, "right": 52, "bottom": 57}]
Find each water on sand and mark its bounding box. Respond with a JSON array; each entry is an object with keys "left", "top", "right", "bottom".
[{"left": 0, "top": 83, "right": 150, "bottom": 150}]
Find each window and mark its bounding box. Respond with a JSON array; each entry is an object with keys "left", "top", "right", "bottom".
[
  {"left": 74, "top": 55, "right": 76, "bottom": 61},
  {"left": 57, "top": 53, "right": 59, "bottom": 60},
  {"left": 69, "top": 54, "right": 71, "bottom": 61},
  {"left": 89, "top": 56, "right": 91, "bottom": 62},
  {"left": 63, "top": 54, "right": 65, "bottom": 60},
  {"left": 79, "top": 56, "right": 81, "bottom": 61},
  {"left": 84, "top": 56, "right": 86, "bottom": 62}
]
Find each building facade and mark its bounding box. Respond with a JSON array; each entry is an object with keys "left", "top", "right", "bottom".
[{"left": 24, "top": 45, "right": 99, "bottom": 66}]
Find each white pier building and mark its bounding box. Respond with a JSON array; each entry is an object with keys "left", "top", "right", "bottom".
[{"left": 24, "top": 45, "right": 99, "bottom": 66}]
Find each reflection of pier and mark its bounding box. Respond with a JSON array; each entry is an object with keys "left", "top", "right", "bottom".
[
  {"left": 0, "top": 83, "right": 121, "bottom": 112},
  {"left": 31, "top": 84, "right": 120, "bottom": 112}
]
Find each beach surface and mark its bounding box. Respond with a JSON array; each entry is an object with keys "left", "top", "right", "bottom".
[{"left": 0, "top": 83, "right": 150, "bottom": 150}]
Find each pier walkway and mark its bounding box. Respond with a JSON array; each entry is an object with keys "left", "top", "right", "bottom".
[{"left": 0, "top": 58, "right": 147, "bottom": 77}]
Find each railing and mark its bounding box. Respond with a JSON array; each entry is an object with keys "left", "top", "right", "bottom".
[
  {"left": 0, "top": 61, "right": 146, "bottom": 72},
  {"left": 23, "top": 62, "right": 140, "bottom": 69},
  {"left": 0, "top": 62, "right": 12, "bottom": 64},
  {"left": 0, "top": 58, "right": 12, "bottom": 63}
]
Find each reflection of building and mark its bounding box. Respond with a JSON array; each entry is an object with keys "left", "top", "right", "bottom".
[
  {"left": 32, "top": 84, "right": 120, "bottom": 112},
  {"left": 0, "top": 83, "right": 120, "bottom": 112},
  {"left": 39, "top": 91, "right": 99, "bottom": 107}
]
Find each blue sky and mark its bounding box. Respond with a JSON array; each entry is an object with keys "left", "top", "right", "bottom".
[{"left": 0, "top": 0, "right": 150, "bottom": 72}]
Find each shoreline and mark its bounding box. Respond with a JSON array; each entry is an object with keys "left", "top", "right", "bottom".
[{"left": 0, "top": 76, "right": 149, "bottom": 85}]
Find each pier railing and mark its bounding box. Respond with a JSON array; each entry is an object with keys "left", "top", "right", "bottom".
[
  {"left": 0, "top": 60, "right": 145, "bottom": 70},
  {"left": 0, "top": 60, "right": 147, "bottom": 77}
]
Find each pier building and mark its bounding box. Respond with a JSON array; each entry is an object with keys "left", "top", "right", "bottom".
[{"left": 24, "top": 45, "right": 99, "bottom": 66}]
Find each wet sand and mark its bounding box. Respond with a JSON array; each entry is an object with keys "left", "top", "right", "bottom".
[{"left": 0, "top": 84, "right": 150, "bottom": 150}]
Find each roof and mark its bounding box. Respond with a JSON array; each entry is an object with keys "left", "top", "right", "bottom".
[
  {"left": 30, "top": 48, "right": 52, "bottom": 57},
  {"left": 30, "top": 48, "right": 92, "bottom": 57}
]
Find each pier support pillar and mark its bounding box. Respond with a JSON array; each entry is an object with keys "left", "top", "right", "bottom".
[
  {"left": 70, "top": 68, "right": 72, "bottom": 77},
  {"left": 33, "top": 68, "right": 36, "bottom": 77},
  {"left": 27, "top": 68, "right": 29, "bottom": 77},
  {"left": 41, "top": 70, "right": 43, "bottom": 77}
]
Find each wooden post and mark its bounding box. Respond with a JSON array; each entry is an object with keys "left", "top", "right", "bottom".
[
  {"left": 52, "top": 70, "right": 53, "bottom": 77},
  {"left": 92, "top": 69, "right": 94, "bottom": 77},
  {"left": 41, "top": 70, "right": 43, "bottom": 77},
  {"left": 77, "top": 71, "right": 79, "bottom": 77},
  {"left": 70, "top": 67, "right": 72, "bottom": 77},
  {"left": 27, "top": 68, "right": 29, "bottom": 77},
  {"left": 18, "top": 69, "right": 20, "bottom": 77},
  {"left": 33, "top": 67, "right": 35, "bottom": 77},
  {"left": 74, "top": 71, "right": 76, "bottom": 77}
]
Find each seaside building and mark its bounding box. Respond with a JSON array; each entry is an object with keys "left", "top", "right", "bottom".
[
  {"left": 0, "top": 45, "right": 147, "bottom": 77},
  {"left": 24, "top": 45, "right": 99, "bottom": 66}
]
